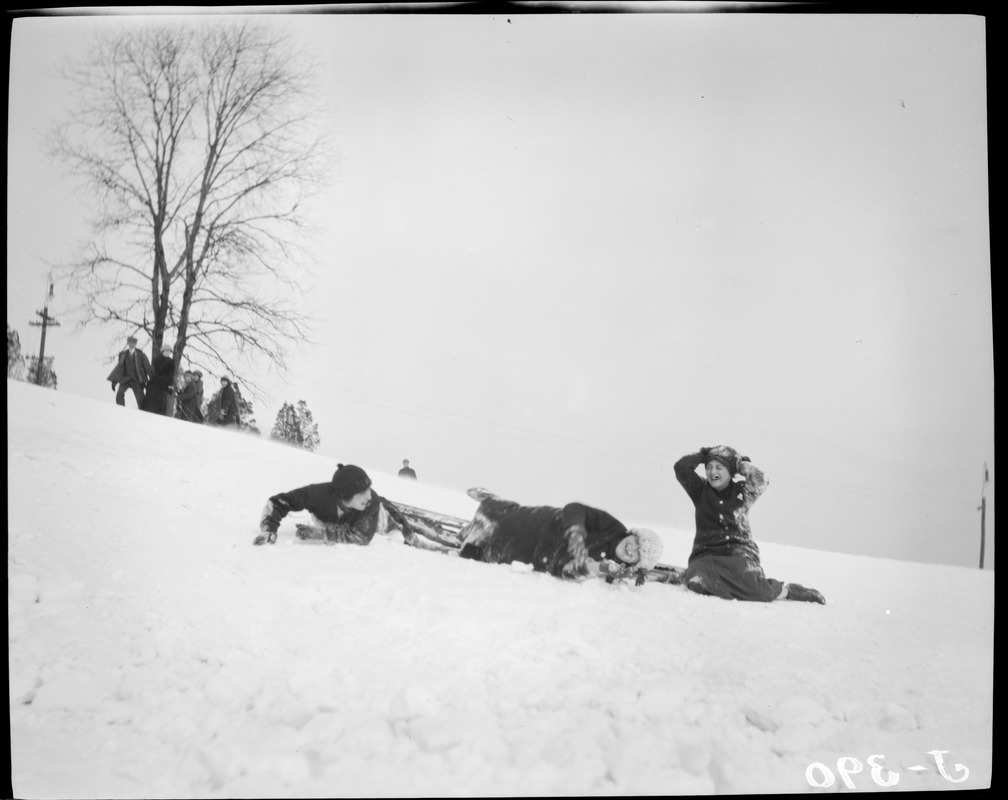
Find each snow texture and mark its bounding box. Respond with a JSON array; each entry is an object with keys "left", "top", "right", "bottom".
[{"left": 8, "top": 379, "right": 993, "bottom": 796}]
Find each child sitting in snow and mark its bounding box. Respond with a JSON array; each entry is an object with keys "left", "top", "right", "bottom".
[
  {"left": 458, "top": 490, "right": 664, "bottom": 585},
  {"left": 674, "top": 446, "right": 825, "bottom": 604},
  {"left": 254, "top": 463, "right": 433, "bottom": 549}
]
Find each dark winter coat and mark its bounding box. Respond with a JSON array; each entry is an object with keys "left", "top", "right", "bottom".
[
  {"left": 673, "top": 451, "right": 783, "bottom": 602},
  {"left": 219, "top": 382, "right": 240, "bottom": 426},
  {"left": 259, "top": 482, "right": 417, "bottom": 545},
  {"left": 458, "top": 496, "right": 632, "bottom": 578},
  {"left": 106, "top": 348, "right": 152, "bottom": 388},
  {"left": 194, "top": 379, "right": 205, "bottom": 422},
  {"left": 141, "top": 355, "right": 175, "bottom": 415},
  {"left": 398, "top": 467, "right": 417, "bottom": 479},
  {"left": 176, "top": 380, "right": 200, "bottom": 422}
]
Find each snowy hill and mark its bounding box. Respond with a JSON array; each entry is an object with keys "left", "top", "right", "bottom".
[{"left": 8, "top": 379, "right": 993, "bottom": 796}]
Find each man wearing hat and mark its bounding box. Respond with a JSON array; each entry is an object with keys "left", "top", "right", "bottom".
[
  {"left": 254, "top": 463, "right": 429, "bottom": 549},
  {"left": 106, "top": 335, "right": 152, "bottom": 409}
]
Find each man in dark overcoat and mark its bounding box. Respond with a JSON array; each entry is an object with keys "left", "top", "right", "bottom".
[
  {"left": 106, "top": 335, "right": 152, "bottom": 408},
  {"left": 219, "top": 377, "right": 240, "bottom": 427}
]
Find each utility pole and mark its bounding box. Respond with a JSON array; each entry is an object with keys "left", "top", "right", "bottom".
[
  {"left": 978, "top": 462, "right": 989, "bottom": 569},
  {"left": 28, "top": 280, "right": 59, "bottom": 385}
]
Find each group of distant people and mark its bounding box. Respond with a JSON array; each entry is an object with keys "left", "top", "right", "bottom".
[
  {"left": 253, "top": 447, "right": 826, "bottom": 606},
  {"left": 106, "top": 334, "right": 240, "bottom": 427}
]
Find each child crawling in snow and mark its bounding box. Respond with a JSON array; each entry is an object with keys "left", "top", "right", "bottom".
[
  {"left": 253, "top": 463, "right": 437, "bottom": 549},
  {"left": 458, "top": 490, "right": 664, "bottom": 585},
  {"left": 674, "top": 445, "right": 825, "bottom": 604}
]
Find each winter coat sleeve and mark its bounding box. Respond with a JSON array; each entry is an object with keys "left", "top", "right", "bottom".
[
  {"left": 736, "top": 459, "right": 768, "bottom": 506},
  {"left": 562, "top": 503, "right": 630, "bottom": 558},
  {"left": 560, "top": 502, "right": 590, "bottom": 532},
  {"left": 674, "top": 451, "right": 707, "bottom": 504},
  {"left": 106, "top": 351, "right": 127, "bottom": 384},
  {"left": 259, "top": 484, "right": 322, "bottom": 535},
  {"left": 556, "top": 503, "right": 631, "bottom": 577},
  {"left": 560, "top": 503, "right": 626, "bottom": 540}
]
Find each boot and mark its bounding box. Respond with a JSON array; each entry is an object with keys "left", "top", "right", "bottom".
[{"left": 785, "top": 583, "right": 826, "bottom": 604}]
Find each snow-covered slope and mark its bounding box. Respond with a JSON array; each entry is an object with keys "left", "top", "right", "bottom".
[{"left": 8, "top": 379, "right": 993, "bottom": 796}]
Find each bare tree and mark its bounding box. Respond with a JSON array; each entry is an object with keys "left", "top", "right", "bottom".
[{"left": 51, "top": 20, "right": 329, "bottom": 395}]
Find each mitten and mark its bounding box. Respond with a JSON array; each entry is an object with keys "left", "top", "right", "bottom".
[
  {"left": 295, "top": 524, "right": 325, "bottom": 542},
  {"left": 561, "top": 524, "right": 589, "bottom": 578},
  {"left": 253, "top": 530, "right": 278, "bottom": 546},
  {"left": 597, "top": 559, "right": 622, "bottom": 577}
]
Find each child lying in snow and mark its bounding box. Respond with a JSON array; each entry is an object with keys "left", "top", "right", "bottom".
[
  {"left": 253, "top": 463, "right": 432, "bottom": 549},
  {"left": 674, "top": 445, "right": 825, "bottom": 604},
  {"left": 458, "top": 490, "right": 663, "bottom": 584}
]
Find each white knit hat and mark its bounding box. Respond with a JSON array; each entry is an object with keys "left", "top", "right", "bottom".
[{"left": 629, "top": 528, "right": 663, "bottom": 571}]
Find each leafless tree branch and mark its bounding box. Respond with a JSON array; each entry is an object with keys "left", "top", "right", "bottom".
[{"left": 49, "top": 20, "right": 330, "bottom": 399}]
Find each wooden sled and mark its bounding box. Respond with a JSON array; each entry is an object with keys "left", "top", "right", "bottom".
[{"left": 390, "top": 501, "right": 467, "bottom": 549}]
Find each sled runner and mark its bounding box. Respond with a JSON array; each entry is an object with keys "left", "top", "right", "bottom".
[
  {"left": 646, "top": 563, "right": 687, "bottom": 585},
  {"left": 388, "top": 502, "right": 468, "bottom": 549},
  {"left": 390, "top": 489, "right": 687, "bottom": 584}
]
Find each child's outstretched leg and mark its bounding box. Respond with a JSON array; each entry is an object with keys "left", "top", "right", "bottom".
[
  {"left": 781, "top": 583, "right": 826, "bottom": 604},
  {"left": 684, "top": 556, "right": 783, "bottom": 602}
]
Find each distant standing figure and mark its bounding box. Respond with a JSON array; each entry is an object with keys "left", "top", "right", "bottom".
[
  {"left": 398, "top": 459, "right": 417, "bottom": 480},
  {"left": 142, "top": 343, "right": 176, "bottom": 415},
  {"left": 674, "top": 445, "right": 825, "bottom": 604},
  {"left": 218, "top": 377, "right": 240, "bottom": 427},
  {"left": 192, "top": 371, "right": 205, "bottom": 423},
  {"left": 176, "top": 370, "right": 200, "bottom": 422},
  {"left": 106, "top": 335, "right": 152, "bottom": 409}
]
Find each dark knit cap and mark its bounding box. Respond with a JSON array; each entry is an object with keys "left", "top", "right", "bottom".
[
  {"left": 704, "top": 445, "right": 740, "bottom": 475},
  {"left": 331, "top": 463, "right": 372, "bottom": 500}
]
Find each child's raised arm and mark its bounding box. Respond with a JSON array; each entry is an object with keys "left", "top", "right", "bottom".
[
  {"left": 674, "top": 449, "right": 707, "bottom": 503},
  {"left": 736, "top": 457, "right": 769, "bottom": 504}
]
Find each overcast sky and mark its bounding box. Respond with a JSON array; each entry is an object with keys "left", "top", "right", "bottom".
[{"left": 7, "top": 8, "right": 993, "bottom": 569}]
